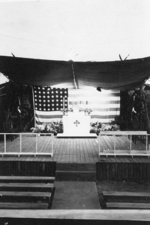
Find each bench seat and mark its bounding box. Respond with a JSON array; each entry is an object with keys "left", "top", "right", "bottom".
[
  {"left": 0, "top": 176, "right": 55, "bottom": 183},
  {"left": 103, "top": 191, "right": 150, "bottom": 198},
  {"left": 0, "top": 191, "right": 52, "bottom": 202},
  {"left": 0, "top": 183, "right": 54, "bottom": 192},
  {"left": 0, "top": 202, "right": 49, "bottom": 209},
  {"left": 106, "top": 202, "right": 150, "bottom": 209}
]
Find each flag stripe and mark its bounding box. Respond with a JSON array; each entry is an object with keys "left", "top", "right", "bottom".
[
  {"left": 68, "top": 88, "right": 120, "bottom": 123},
  {"left": 33, "top": 87, "right": 120, "bottom": 125},
  {"left": 35, "top": 113, "right": 63, "bottom": 119}
]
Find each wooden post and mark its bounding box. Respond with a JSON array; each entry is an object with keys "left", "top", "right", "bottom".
[
  {"left": 51, "top": 133, "right": 54, "bottom": 156},
  {"left": 31, "top": 86, "right": 36, "bottom": 127},
  {"left": 4, "top": 134, "right": 6, "bottom": 154},
  {"left": 20, "top": 133, "right": 22, "bottom": 154},
  {"left": 114, "top": 134, "right": 116, "bottom": 156},
  {"left": 36, "top": 133, "right": 37, "bottom": 154},
  {"left": 98, "top": 134, "right": 101, "bottom": 156}
]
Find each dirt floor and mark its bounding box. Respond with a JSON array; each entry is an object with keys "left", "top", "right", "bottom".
[{"left": 96, "top": 180, "right": 150, "bottom": 208}]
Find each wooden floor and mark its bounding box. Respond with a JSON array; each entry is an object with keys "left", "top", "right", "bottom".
[
  {"left": 0, "top": 135, "right": 149, "bottom": 163},
  {"left": 54, "top": 138, "right": 99, "bottom": 163}
]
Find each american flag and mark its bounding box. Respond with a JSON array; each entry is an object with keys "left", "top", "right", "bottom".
[
  {"left": 33, "top": 86, "right": 68, "bottom": 125},
  {"left": 33, "top": 86, "right": 120, "bottom": 125},
  {"left": 68, "top": 88, "right": 120, "bottom": 123}
]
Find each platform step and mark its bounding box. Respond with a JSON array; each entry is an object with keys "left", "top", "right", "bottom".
[
  {"left": 56, "top": 163, "right": 96, "bottom": 171},
  {"left": 57, "top": 133, "right": 97, "bottom": 138},
  {"left": 56, "top": 163, "right": 96, "bottom": 181},
  {"left": 56, "top": 170, "right": 96, "bottom": 181}
]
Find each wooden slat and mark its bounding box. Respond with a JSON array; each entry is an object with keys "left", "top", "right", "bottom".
[
  {"left": 0, "top": 176, "right": 55, "bottom": 183},
  {"left": 0, "top": 209, "right": 150, "bottom": 221},
  {"left": 0, "top": 191, "right": 51, "bottom": 198},
  {"left": 107, "top": 202, "right": 150, "bottom": 209},
  {"left": 103, "top": 191, "right": 150, "bottom": 197},
  {"left": 0, "top": 202, "right": 49, "bottom": 209},
  {"left": 0, "top": 183, "right": 54, "bottom": 192}
]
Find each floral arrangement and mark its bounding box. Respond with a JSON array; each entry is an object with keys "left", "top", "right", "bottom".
[
  {"left": 90, "top": 122, "right": 102, "bottom": 135},
  {"left": 31, "top": 121, "right": 63, "bottom": 135},
  {"left": 60, "top": 108, "right": 68, "bottom": 115},
  {"left": 101, "top": 123, "right": 120, "bottom": 131},
  {"left": 61, "top": 108, "right": 73, "bottom": 115},
  {"left": 90, "top": 122, "right": 120, "bottom": 135},
  {"left": 84, "top": 108, "right": 92, "bottom": 115}
]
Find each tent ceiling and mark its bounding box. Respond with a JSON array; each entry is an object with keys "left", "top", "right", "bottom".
[{"left": 0, "top": 55, "right": 150, "bottom": 90}]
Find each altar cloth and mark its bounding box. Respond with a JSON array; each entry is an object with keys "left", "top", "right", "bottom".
[{"left": 63, "top": 115, "right": 90, "bottom": 135}]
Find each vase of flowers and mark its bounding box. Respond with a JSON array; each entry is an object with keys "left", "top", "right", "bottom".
[{"left": 84, "top": 108, "right": 92, "bottom": 115}]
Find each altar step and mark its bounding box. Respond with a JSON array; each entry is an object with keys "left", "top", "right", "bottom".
[
  {"left": 57, "top": 133, "right": 97, "bottom": 138},
  {"left": 56, "top": 163, "right": 96, "bottom": 181}
]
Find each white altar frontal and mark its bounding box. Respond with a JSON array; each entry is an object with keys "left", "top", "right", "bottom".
[
  {"left": 63, "top": 113, "right": 90, "bottom": 135},
  {"left": 57, "top": 104, "right": 97, "bottom": 138}
]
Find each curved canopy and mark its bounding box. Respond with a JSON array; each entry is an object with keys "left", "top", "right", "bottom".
[{"left": 0, "top": 55, "right": 150, "bottom": 89}]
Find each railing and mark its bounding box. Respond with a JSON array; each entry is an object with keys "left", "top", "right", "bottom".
[
  {"left": 98, "top": 131, "right": 150, "bottom": 157},
  {"left": 0, "top": 133, "right": 54, "bottom": 156}
]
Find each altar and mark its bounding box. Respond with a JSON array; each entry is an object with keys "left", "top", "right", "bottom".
[
  {"left": 57, "top": 100, "right": 97, "bottom": 138},
  {"left": 63, "top": 114, "right": 91, "bottom": 135}
]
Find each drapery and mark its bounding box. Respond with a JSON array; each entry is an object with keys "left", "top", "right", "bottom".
[{"left": 0, "top": 55, "right": 149, "bottom": 90}]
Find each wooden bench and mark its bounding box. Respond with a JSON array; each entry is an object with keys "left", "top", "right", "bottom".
[
  {"left": 0, "top": 176, "right": 55, "bottom": 183},
  {"left": 0, "top": 202, "right": 49, "bottom": 209},
  {"left": 103, "top": 191, "right": 150, "bottom": 199},
  {"left": 0, "top": 191, "right": 52, "bottom": 202},
  {"left": 102, "top": 191, "right": 150, "bottom": 209},
  {"left": 106, "top": 202, "right": 150, "bottom": 209},
  {"left": 0, "top": 183, "right": 54, "bottom": 192},
  {"left": 0, "top": 176, "right": 55, "bottom": 209}
]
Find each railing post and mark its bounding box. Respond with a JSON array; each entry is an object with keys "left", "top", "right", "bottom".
[
  {"left": 146, "top": 134, "right": 148, "bottom": 153},
  {"left": 36, "top": 133, "right": 37, "bottom": 154},
  {"left": 4, "top": 134, "right": 6, "bottom": 154},
  {"left": 98, "top": 133, "right": 101, "bottom": 156},
  {"left": 20, "top": 133, "right": 22, "bottom": 154},
  {"left": 114, "top": 134, "right": 116, "bottom": 155},
  {"left": 51, "top": 133, "right": 53, "bottom": 156},
  {"left": 130, "top": 135, "right": 132, "bottom": 155}
]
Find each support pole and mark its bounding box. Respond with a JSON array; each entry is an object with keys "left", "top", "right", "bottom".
[
  {"left": 31, "top": 86, "right": 36, "bottom": 127},
  {"left": 72, "top": 64, "right": 78, "bottom": 89}
]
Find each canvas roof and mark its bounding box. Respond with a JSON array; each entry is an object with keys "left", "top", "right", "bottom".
[{"left": 0, "top": 55, "right": 149, "bottom": 90}]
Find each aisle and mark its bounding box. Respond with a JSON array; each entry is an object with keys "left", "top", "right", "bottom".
[{"left": 52, "top": 181, "right": 100, "bottom": 209}]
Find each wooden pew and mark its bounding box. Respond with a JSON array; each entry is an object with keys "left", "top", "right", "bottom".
[
  {"left": 0, "top": 176, "right": 55, "bottom": 183},
  {"left": 102, "top": 191, "right": 150, "bottom": 209},
  {"left": 106, "top": 202, "right": 150, "bottom": 209},
  {"left": 0, "top": 176, "right": 55, "bottom": 209},
  {"left": 0, "top": 191, "right": 52, "bottom": 202},
  {"left": 0, "top": 183, "right": 54, "bottom": 192},
  {"left": 103, "top": 191, "right": 150, "bottom": 200},
  {"left": 0, "top": 202, "right": 49, "bottom": 209}
]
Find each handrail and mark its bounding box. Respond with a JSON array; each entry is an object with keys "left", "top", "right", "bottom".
[
  {"left": 0, "top": 133, "right": 54, "bottom": 157},
  {"left": 98, "top": 131, "right": 149, "bottom": 157},
  {"left": 100, "top": 131, "right": 147, "bottom": 135}
]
